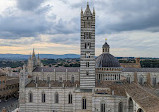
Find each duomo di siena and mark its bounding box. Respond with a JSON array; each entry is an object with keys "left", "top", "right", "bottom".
[{"left": 19, "top": 3, "right": 159, "bottom": 112}]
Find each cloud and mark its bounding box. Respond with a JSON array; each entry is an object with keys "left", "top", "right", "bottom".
[
  {"left": 94, "top": 0, "right": 159, "bottom": 34},
  {"left": 16, "top": 0, "right": 45, "bottom": 11},
  {"left": 0, "top": 14, "right": 51, "bottom": 39},
  {"left": 0, "top": 0, "right": 159, "bottom": 57}
]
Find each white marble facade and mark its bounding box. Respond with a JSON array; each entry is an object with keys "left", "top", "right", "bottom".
[{"left": 19, "top": 3, "right": 159, "bottom": 112}]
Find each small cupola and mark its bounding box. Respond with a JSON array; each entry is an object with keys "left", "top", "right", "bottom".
[{"left": 102, "top": 39, "right": 110, "bottom": 53}]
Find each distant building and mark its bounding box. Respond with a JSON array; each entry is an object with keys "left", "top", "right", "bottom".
[
  {"left": 120, "top": 58, "right": 141, "bottom": 68},
  {"left": 0, "top": 75, "right": 19, "bottom": 100},
  {"left": 19, "top": 3, "right": 159, "bottom": 112},
  {"left": 0, "top": 67, "right": 21, "bottom": 77}
]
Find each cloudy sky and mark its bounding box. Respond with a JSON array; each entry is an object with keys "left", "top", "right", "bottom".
[{"left": 0, "top": 0, "right": 159, "bottom": 57}]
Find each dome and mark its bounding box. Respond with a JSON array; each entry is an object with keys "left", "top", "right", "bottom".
[{"left": 96, "top": 53, "right": 120, "bottom": 68}]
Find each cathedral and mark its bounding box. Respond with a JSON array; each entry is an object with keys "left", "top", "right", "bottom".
[{"left": 19, "top": 3, "right": 159, "bottom": 112}]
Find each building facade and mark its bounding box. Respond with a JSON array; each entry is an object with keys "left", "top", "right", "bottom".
[{"left": 19, "top": 3, "right": 159, "bottom": 112}]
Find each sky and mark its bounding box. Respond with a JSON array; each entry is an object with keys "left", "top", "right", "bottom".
[{"left": 0, "top": 0, "right": 159, "bottom": 57}]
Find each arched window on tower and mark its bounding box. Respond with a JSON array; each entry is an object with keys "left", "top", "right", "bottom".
[
  {"left": 118, "top": 102, "right": 123, "bottom": 112},
  {"left": 84, "top": 21, "right": 92, "bottom": 28},
  {"left": 82, "top": 97, "right": 87, "bottom": 109},
  {"left": 29, "top": 91, "right": 33, "bottom": 103},
  {"left": 68, "top": 93, "right": 72, "bottom": 104},
  {"left": 41, "top": 92, "right": 45, "bottom": 103},
  {"left": 84, "top": 32, "right": 88, "bottom": 39},
  {"left": 86, "top": 71, "right": 89, "bottom": 76},
  {"left": 55, "top": 92, "right": 59, "bottom": 103},
  {"left": 86, "top": 52, "right": 90, "bottom": 58},
  {"left": 85, "top": 43, "right": 87, "bottom": 49},
  {"left": 85, "top": 43, "right": 91, "bottom": 49},
  {"left": 100, "top": 101, "right": 105, "bottom": 112},
  {"left": 86, "top": 62, "right": 89, "bottom": 67},
  {"left": 87, "top": 43, "right": 91, "bottom": 49}
]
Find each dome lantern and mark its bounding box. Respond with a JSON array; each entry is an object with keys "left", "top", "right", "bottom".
[{"left": 102, "top": 39, "right": 110, "bottom": 53}]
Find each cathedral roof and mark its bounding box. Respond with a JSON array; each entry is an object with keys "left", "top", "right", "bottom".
[
  {"left": 26, "top": 80, "right": 80, "bottom": 88},
  {"left": 96, "top": 53, "right": 121, "bottom": 68},
  {"left": 125, "top": 83, "right": 159, "bottom": 112},
  {"left": 33, "top": 67, "right": 79, "bottom": 72},
  {"left": 96, "top": 81, "right": 159, "bottom": 112}
]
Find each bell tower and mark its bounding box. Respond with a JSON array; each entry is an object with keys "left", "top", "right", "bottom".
[{"left": 80, "top": 3, "right": 95, "bottom": 89}]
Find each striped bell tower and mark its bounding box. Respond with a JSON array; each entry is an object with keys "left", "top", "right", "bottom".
[{"left": 80, "top": 3, "right": 95, "bottom": 89}]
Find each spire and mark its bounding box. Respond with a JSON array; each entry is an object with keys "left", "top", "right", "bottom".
[
  {"left": 81, "top": 7, "right": 83, "bottom": 13},
  {"left": 84, "top": 2, "right": 92, "bottom": 16},
  {"left": 93, "top": 7, "right": 95, "bottom": 14},
  {"left": 81, "top": 7, "right": 83, "bottom": 16},
  {"left": 32, "top": 48, "right": 35, "bottom": 58},
  {"left": 87, "top": 2, "right": 89, "bottom": 6}
]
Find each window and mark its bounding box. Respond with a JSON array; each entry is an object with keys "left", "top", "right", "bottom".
[
  {"left": 86, "top": 52, "right": 90, "bottom": 58},
  {"left": 86, "top": 62, "right": 89, "bottom": 67},
  {"left": 137, "top": 108, "right": 144, "bottom": 112},
  {"left": 118, "top": 102, "right": 123, "bottom": 112},
  {"left": 71, "top": 76, "right": 74, "bottom": 83},
  {"left": 84, "top": 22, "right": 91, "bottom": 28},
  {"left": 86, "top": 71, "right": 89, "bottom": 76},
  {"left": 153, "top": 77, "right": 157, "bottom": 86},
  {"left": 42, "top": 92, "right": 45, "bottom": 103},
  {"left": 85, "top": 43, "right": 91, "bottom": 49},
  {"left": 87, "top": 43, "right": 90, "bottom": 49},
  {"left": 128, "top": 98, "right": 133, "bottom": 112},
  {"left": 59, "top": 77, "right": 62, "bottom": 82},
  {"left": 35, "top": 76, "right": 39, "bottom": 82},
  {"left": 82, "top": 97, "right": 86, "bottom": 109},
  {"left": 55, "top": 92, "right": 59, "bottom": 103},
  {"left": 68, "top": 93, "right": 72, "bottom": 104},
  {"left": 84, "top": 32, "right": 91, "bottom": 39},
  {"left": 127, "top": 76, "right": 131, "bottom": 83},
  {"left": 101, "top": 102, "right": 105, "bottom": 112},
  {"left": 47, "top": 76, "right": 50, "bottom": 82},
  {"left": 29, "top": 92, "right": 33, "bottom": 103},
  {"left": 139, "top": 77, "right": 143, "bottom": 85}
]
